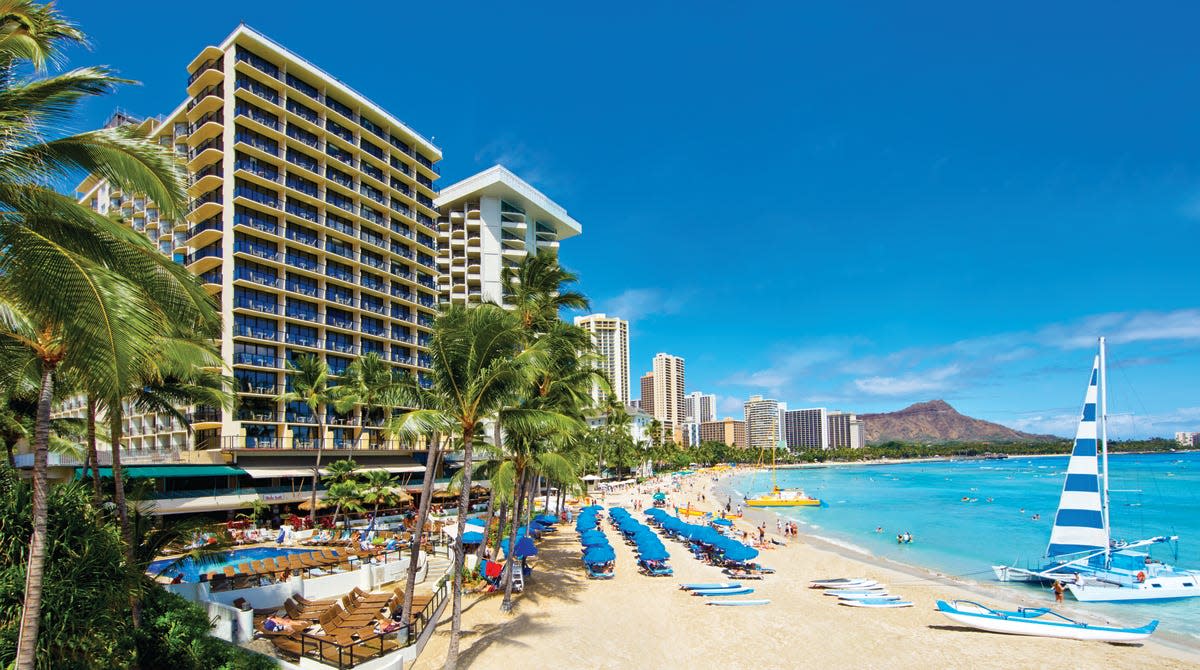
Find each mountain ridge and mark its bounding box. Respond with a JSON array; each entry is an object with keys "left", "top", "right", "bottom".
[{"left": 860, "top": 399, "right": 1058, "bottom": 444}]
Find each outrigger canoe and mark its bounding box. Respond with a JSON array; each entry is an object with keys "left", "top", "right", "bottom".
[{"left": 936, "top": 600, "right": 1158, "bottom": 642}]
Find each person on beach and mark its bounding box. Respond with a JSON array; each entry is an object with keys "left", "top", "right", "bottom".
[{"left": 1053, "top": 580, "right": 1065, "bottom": 603}]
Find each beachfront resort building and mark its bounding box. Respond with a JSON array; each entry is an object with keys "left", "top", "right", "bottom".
[
  {"left": 652, "top": 353, "right": 686, "bottom": 442},
  {"left": 685, "top": 391, "right": 716, "bottom": 424},
  {"left": 784, "top": 407, "right": 830, "bottom": 451},
  {"left": 700, "top": 418, "right": 747, "bottom": 449},
  {"left": 1176, "top": 432, "right": 1199, "bottom": 447},
  {"left": 574, "top": 313, "right": 630, "bottom": 405},
  {"left": 54, "top": 24, "right": 445, "bottom": 508},
  {"left": 639, "top": 372, "right": 655, "bottom": 417},
  {"left": 828, "top": 411, "right": 866, "bottom": 449},
  {"left": 434, "top": 165, "right": 582, "bottom": 306},
  {"left": 744, "top": 395, "right": 782, "bottom": 451}
]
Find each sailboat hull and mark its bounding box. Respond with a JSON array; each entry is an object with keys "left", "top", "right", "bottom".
[
  {"left": 1067, "top": 577, "right": 1200, "bottom": 602},
  {"left": 745, "top": 498, "right": 820, "bottom": 507},
  {"left": 937, "top": 600, "right": 1158, "bottom": 641}
]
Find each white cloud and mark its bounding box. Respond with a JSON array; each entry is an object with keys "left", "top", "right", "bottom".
[
  {"left": 1005, "top": 406, "right": 1200, "bottom": 439},
  {"left": 600, "top": 288, "right": 685, "bottom": 323},
  {"left": 852, "top": 364, "right": 962, "bottom": 397},
  {"left": 715, "top": 395, "right": 746, "bottom": 419}
]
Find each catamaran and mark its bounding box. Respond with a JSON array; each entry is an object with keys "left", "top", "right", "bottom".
[
  {"left": 745, "top": 438, "right": 821, "bottom": 508},
  {"left": 992, "top": 337, "right": 1200, "bottom": 602}
]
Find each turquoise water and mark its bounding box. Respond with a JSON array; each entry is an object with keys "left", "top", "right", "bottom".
[
  {"left": 148, "top": 547, "right": 312, "bottom": 582},
  {"left": 727, "top": 452, "right": 1200, "bottom": 642}
]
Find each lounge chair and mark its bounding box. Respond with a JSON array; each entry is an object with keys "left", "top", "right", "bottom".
[{"left": 584, "top": 564, "right": 614, "bottom": 580}]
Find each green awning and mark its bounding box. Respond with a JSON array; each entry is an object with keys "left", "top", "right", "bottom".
[{"left": 74, "top": 465, "right": 243, "bottom": 479}]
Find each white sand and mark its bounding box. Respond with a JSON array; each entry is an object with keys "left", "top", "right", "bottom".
[{"left": 414, "top": 469, "right": 1200, "bottom": 669}]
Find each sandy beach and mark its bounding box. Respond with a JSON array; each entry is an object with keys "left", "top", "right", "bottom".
[{"left": 415, "top": 469, "right": 1200, "bottom": 669}]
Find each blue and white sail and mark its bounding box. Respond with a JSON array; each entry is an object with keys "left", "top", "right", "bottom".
[{"left": 1046, "top": 356, "right": 1109, "bottom": 558}]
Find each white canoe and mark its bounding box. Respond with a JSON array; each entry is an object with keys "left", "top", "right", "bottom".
[
  {"left": 679, "top": 583, "right": 739, "bottom": 591},
  {"left": 936, "top": 600, "right": 1158, "bottom": 642},
  {"left": 841, "top": 598, "right": 914, "bottom": 608},
  {"left": 838, "top": 593, "right": 900, "bottom": 601},
  {"left": 810, "top": 579, "right": 879, "bottom": 590},
  {"left": 706, "top": 599, "right": 771, "bottom": 606},
  {"left": 810, "top": 577, "right": 869, "bottom": 586}
]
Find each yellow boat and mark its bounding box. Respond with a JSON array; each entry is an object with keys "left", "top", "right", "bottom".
[
  {"left": 745, "top": 437, "right": 823, "bottom": 508},
  {"left": 745, "top": 486, "right": 821, "bottom": 507}
]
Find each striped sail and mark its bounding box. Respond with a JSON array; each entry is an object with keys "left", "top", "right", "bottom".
[{"left": 1046, "top": 356, "right": 1108, "bottom": 558}]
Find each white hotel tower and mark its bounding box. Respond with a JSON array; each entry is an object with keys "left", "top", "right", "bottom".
[{"left": 434, "top": 165, "right": 582, "bottom": 306}]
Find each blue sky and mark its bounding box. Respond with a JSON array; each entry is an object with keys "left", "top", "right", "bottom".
[{"left": 62, "top": 1, "right": 1199, "bottom": 438}]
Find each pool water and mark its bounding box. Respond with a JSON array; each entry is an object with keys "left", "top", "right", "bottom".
[{"left": 148, "top": 547, "right": 314, "bottom": 583}]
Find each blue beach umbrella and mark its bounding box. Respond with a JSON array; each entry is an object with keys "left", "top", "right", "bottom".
[
  {"left": 582, "top": 505, "right": 604, "bottom": 512},
  {"left": 535, "top": 514, "right": 559, "bottom": 525},
  {"left": 723, "top": 544, "right": 759, "bottom": 562},
  {"left": 582, "top": 545, "right": 615, "bottom": 564},
  {"left": 465, "top": 517, "right": 486, "bottom": 528},
  {"left": 505, "top": 536, "right": 538, "bottom": 558},
  {"left": 638, "top": 545, "right": 670, "bottom": 561},
  {"left": 462, "top": 531, "right": 484, "bottom": 544},
  {"left": 711, "top": 518, "right": 733, "bottom": 527}
]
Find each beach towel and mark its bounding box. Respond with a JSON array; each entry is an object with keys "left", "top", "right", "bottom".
[{"left": 484, "top": 561, "right": 503, "bottom": 578}]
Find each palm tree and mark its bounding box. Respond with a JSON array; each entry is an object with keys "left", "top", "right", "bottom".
[
  {"left": 323, "top": 481, "right": 364, "bottom": 531},
  {"left": 500, "top": 252, "right": 589, "bottom": 330},
  {"left": 321, "top": 458, "right": 359, "bottom": 527},
  {"left": 0, "top": 4, "right": 218, "bottom": 662},
  {"left": 387, "top": 304, "right": 563, "bottom": 670},
  {"left": 276, "top": 354, "right": 344, "bottom": 526},
  {"left": 337, "top": 352, "right": 397, "bottom": 449},
  {"left": 359, "top": 469, "right": 398, "bottom": 519}
]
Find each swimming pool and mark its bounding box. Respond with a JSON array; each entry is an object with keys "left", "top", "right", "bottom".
[{"left": 148, "top": 547, "right": 313, "bottom": 583}]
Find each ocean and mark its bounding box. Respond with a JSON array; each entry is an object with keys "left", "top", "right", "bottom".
[{"left": 724, "top": 451, "right": 1200, "bottom": 643}]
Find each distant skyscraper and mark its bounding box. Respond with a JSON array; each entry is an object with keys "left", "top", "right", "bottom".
[
  {"left": 652, "top": 353, "right": 685, "bottom": 439},
  {"left": 777, "top": 401, "right": 788, "bottom": 443},
  {"left": 828, "top": 411, "right": 865, "bottom": 449},
  {"left": 700, "top": 418, "right": 746, "bottom": 449},
  {"left": 574, "top": 313, "right": 630, "bottom": 405},
  {"left": 684, "top": 391, "right": 716, "bottom": 424},
  {"left": 743, "top": 395, "right": 781, "bottom": 451},
  {"left": 639, "top": 372, "right": 655, "bottom": 417},
  {"left": 785, "top": 408, "right": 829, "bottom": 450}
]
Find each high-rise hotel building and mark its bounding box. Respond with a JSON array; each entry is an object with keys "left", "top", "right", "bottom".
[
  {"left": 743, "top": 395, "right": 781, "bottom": 451},
  {"left": 573, "top": 313, "right": 630, "bottom": 405},
  {"left": 73, "top": 26, "right": 441, "bottom": 459},
  {"left": 651, "top": 353, "right": 685, "bottom": 441},
  {"left": 434, "top": 165, "right": 581, "bottom": 306}
]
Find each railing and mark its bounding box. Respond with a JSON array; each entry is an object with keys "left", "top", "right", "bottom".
[
  {"left": 285, "top": 332, "right": 319, "bottom": 347},
  {"left": 234, "top": 130, "right": 278, "bottom": 156},
  {"left": 233, "top": 211, "right": 279, "bottom": 234},
  {"left": 285, "top": 200, "right": 320, "bottom": 222},
  {"left": 187, "top": 84, "right": 223, "bottom": 111},
  {"left": 233, "top": 268, "right": 279, "bottom": 288},
  {"left": 186, "top": 245, "right": 222, "bottom": 265},
  {"left": 235, "top": 46, "right": 279, "bottom": 78},
  {"left": 187, "top": 58, "right": 223, "bottom": 85},
  {"left": 188, "top": 216, "right": 222, "bottom": 238},
  {"left": 285, "top": 254, "right": 320, "bottom": 272},
  {"left": 232, "top": 241, "right": 280, "bottom": 262},
  {"left": 285, "top": 280, "right": 319, "bottom": 298},
  {"left": 234, "top": 160, "right": 279, "bottom": 183},
  {"left": 233, "top": 325, "right": 278, "bottom": 341},
  {"left": 233, "top": 295, "right": 278, "bottom": 314},
  {"left": 234, "top": 75, "right": 279, "bottom": 105}
]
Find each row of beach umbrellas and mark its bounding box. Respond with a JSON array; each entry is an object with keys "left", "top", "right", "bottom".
[
  {"left": 578, "top": 505, "right": 616, "bottom": 566},
  {"left": 643, "top": 507, "right": 759, "bottom": 563},
  {"left": 610, "top": 507, "right": 671, "bottom": 570}
]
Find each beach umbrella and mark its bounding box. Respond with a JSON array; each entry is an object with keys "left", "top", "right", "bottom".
[
  {"left": 652, "top": 492, "right": 666, "bottom": 501},
  {"left": 711, "top": 518, "right": 733, "bottom": 527},
  {"left": 462, "top": 531, "right": 485, "bottom": 544},
  {"left": 723, "top": 544, "right": 759, "bottom": 562},
  {"left": 581, "top": 530, "right": 607, "bottom": 544},
  {"left": 638, "top": 545, "right": 670, "bottom": 561},
  {"left": 582, "top": 505, "right": 604, "bottom": 512},
  {"left": 582, "top": 534, "right": 610, "bottom": 548},
  {"left": 465, "top": 517, "right": 486, "bottom": 528},
  {"left": 535, "top": 514, "right": 559, "bottom": 525},
  {"left": 505, "top": 536, "right": 538, "bottom": 558},
  {"left": 582, "top": 545, "right": 615, "bottom": 563}
]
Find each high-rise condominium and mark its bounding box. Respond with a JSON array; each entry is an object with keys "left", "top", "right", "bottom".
[
  {"left": 434, "top": 165, "right": 581, "bottom": 306},
  {"left": 574, "top": 313, "right": 630, "bottom": 405},
  {"left": 743, "top": 395, "right": 781, "bottom": 450},
  {"left": 828, "top": 411, "right": 865, "bottom": 449},
  {"left": 700, "top": 418, "right": 746, "bottom": 449},
  {"left": 684, "top": 391, "right": 716, "bottom": 424},
  {"left": 784, "top": 408, "right": 829, "bottom": 450},
  {"left": 71, "top": 25, "right": 441, "bottom": 465},
  {"left": 640, "top": 373, "right": 655, "bottom": 416},
  {"left": 652, "top": 354, "right": 685, "bottom": 438}
]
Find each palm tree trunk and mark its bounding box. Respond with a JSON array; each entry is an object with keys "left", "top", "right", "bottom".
[
  {"left": 499, "top": 464, "right": 526, "bottom": 612},
  {"left": 309, "top": 416, "right": 326, "bottom": 528},
  {"left": 15, "top": 361, "right": 56, "bottom": 670},
  {"left": 491, "top": 500, "right": 508, "bottom": 559},
  {"left": 543, "top": 475, "right": 551, "bottom": 516},
  {"left": 86, "top": 394, "right": 100, "bottom": 506},
  {"left": 443, "top": 424, "right": 475, "bottom": 670},
  {"left": 4, "top": 439, "right": 12, "bottom": 469},
  {"left": 109, "top": 404, "right": 140, "bottom": 629},
  {"left": 475, "top": 486, "right": 495, "bottom": 559},
  {"left": 400, "top": 438, "right": 441, "bottom": 632}
]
